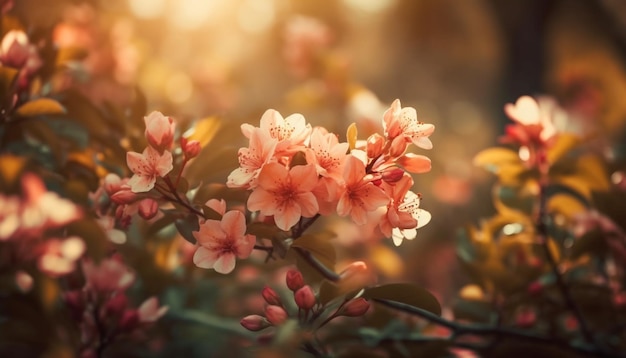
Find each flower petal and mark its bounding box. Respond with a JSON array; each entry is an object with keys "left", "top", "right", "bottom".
[
  {"left": 193, "top": 246, "right": 219, "bottom": 269},
  {"left": 213, "top": 253, "right": 236, "bottom": 274},
  {"left": 247, "top": 188, "right": 276, "bottom": 215},
  {"left": 220, "top": 210, "right": 246, "bottom": 238}
]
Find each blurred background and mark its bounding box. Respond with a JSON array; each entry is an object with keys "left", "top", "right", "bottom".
[{"left": 12, "top": 0, "right": 626, "bottom": 319}]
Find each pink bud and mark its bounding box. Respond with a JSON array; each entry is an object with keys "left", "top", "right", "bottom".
[
  {"left": 339, "top": 298, "right": 370, "bottom": 317},
  {"left": 240, "top": 315, "right": 270, "bottom": 331},
  {"left": 119, "top": 309, "right": 139, "bottom": 331},
  {"left": 262, "top": 286, "right": 282, "bottom": 306},
  {"left": 138, "top": 198, "right": 159, "bottom": 220},
  {"left": 182, "top": 138, "right": 201, "bottom": 159},
  {"left": 294, "top": 285, "right": 316, "bottom": 310},
  {"left": 265, "top": 305, "right": 288, "bottom": 325},
  {"left": 381, "top": 168, "right": 405, "bottom": 184},
  {"left": 144, "top": 111, "right": 175, "bottom": 152},
  {"left": 340, "top": 261, "right": 368, "bottom": 280},
  {"left": 104, "top": 293, "right": 128, "bottom": 317},
  {"left": 103, "top": 174, "right": 123, "bottom": 195},
  {"left": 397, "top": 153, "right": 431, "bottom": 174},
  {"left": 110, "top": 187, "right": 138, "bottom": 205},
  {"left": 389, "top": 136, "right": 408, "bottom": 158},
  {"left": 366, "top": 133, "right": 385, "bottom": 159},
  {"left": 285, "top": 269, "right": 304, "bottom": 291}
]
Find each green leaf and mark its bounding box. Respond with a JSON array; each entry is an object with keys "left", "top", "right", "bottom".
[
  {"left": 362, "top": 283, "right": 441, "bottom": 316},
  {"left": 16, "top": 98, "right": 66, "bottom": 117},
  {"left": 174, "top": 214, "right": 200, "bottom": 244}
]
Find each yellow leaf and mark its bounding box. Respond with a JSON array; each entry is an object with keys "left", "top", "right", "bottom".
[
  {"left": 0, "top": 154, "right": 27, "bottom": 188},
  {"left": 474, "top": 147, "right": 527, "bottom": 184},
  {"left": 186, "top": 116, "right": 221, "bottom": 147},
  {"left": 55, "top": 46, "right": 88, "bottom": 66},
  {"left": 547, "top": 193, "right": 586, "bottom": 218},
  {"left": 346, "top": 122, "right": 357, "bottom": 150},
  {"left": 16, "top": 98, "right": 66, "bottom": 117},
  {"left": 547, "top": 133, "right": 580, "bottom": 164}
]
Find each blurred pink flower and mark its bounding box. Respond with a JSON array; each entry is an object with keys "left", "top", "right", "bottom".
[
  {"left": 137, "top": 297, "right": 168, "bottom": 323},
  {"left": 337, "top": 155, "right": 389, "bottom": 225},
  {"left": 283, "top": 16, "right": 332, "bottom": 78},
  {"left": 192, "top": 210, "right": 255, "bottom": 274},
  {"left": 38, "top": 236, "right": 86, "bottom": 277},
  {"left": 82, "top": 256, "right": 135, "bottom": 293},
  {"left": 0, "top": 30, "right": 42, "bottom": 77},
  {"left": 144, "top": 111, "right": 175, "bottom": 152},
  {"left": 383, "top": 99, "right": 435, "bottom": 150},
  {"left": 227, "top": 127, "right": 277, "bottom": 189},
  {"left": 247, "top": 163, "right": 319, "bottom": 231},
  {"left": 126, "top": 146, "right": 173, "bottom": 192}
]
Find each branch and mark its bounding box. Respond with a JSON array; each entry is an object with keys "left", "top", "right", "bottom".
[
  {"left": 373, "top": 299, "right": 622, "bottom": 358},
  {"left": 292, "top": 246, "right": 340, "bottom": 282}
]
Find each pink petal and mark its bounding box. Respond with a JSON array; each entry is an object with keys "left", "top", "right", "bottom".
[
  {"left": 296, "top": 192, "right": 319, "bottom": 217},
  {"left": 193, "top": 246, "right": 220, "bottom": 269},
  {"left": 336, "top": 192, "right": 351, "bottom": 217},
  {"left": 247, "top": 188, "right": 277, "bottom": 215},
  {"left": 127, "top": 174, "right": 155, "bottom": 193},
  {"left": 343, "top": 155, "right": 366, "bottom": 186},
  {"left": 361, "top": 185, "right": 389, "bottom": 211},
  {"left": 213, "top": 253, "right": 236, "bottom": 274},
  {"left": 290, "top": 164, "right": 318, "bottom": 192},
  {"left": 194, "top": 220, "right": 226, "bottom": 245},
  {"left": 154, "top": 150, "right": 174, "bottom": 177},
  {"left": 274, "top": 202, "right": 301, "bottom": 231},
  {"left": 227, "top": 167, "right": 256, "bottom": 188},
  {"left": 257, "top": 162, "right": 288, "bottom": 190},
  {"left": 126, "top": 151, "right": 149, "bottom": 175},
  {"left": 206, "top": 199, "right": 226, "bottom": 216},
  {"left": 220, "top": 211, "right": 246, "bottom": 238},
  {"left": 236, "top": 234, "right": 256, "bottom": 259}
]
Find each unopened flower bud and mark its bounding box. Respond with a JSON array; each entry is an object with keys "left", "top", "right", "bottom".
[
  {"left": 240, "top": 315, "right": 270, "bottom": 331},
  {"left": 382, "top": 168, "right": 405, "bottom": 184},
  {"left": 285, "top": 269, "right": 304, "bottom": 291},
  {"left": 103, "top": 174, "right": 123, "bottom": 195},
  {"left": 144, "top": 111, "right": 175, "bottom": 152},
  {"left": 389, "top": 136, "right": 408, "bottom": 158},
  {"left": 138, "top": 198, "right": 159, "bottom": 220},
  {"left": 265, "top": 305, "right": 288, "bottom": 325},
  {"left": 339, "top": 298, "right": 370, "bottom": 317},
  {"left": 340, "top": 261, "right": 368, "bottom": 280},
  {"left": 262, "top": 286, "right": 282, "bottom": 306},
  {"left": 182, "top": 138, "right": 201, "bottom": 159},
  {"left": 119, "top": 309, "right": 139, "bottom": 331},
  {"left": 111, "top": 187, "right": 138, "bottom": 205},
  {"left": 294, "top": 285, "right": 316, "bottom": 310},
  {"left": 366, "top": 133, "right": 385, "bottom": 159},
  {"left": 104, "top": 293, "right": 128, "bottom": 317}
]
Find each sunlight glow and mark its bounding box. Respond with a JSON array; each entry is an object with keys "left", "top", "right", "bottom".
[
  {"left": 128, "top": 0, "right": 166, "bottom": 19},
  {"left": 342, "top": 0, "right": 395, "bottom": 13},
  {"left": 171, "top": 0, "right": 223, "bottom": 30},
  {"left": 237, "top": 0, "right": 276, "bottom": 33}
]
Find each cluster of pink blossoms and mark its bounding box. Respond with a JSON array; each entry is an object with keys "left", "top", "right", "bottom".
[
  {"left": 227, "top": 99, "right": 433, "bottom": 246},
  {"left": 0, "top": 173, "right": 84, "bottom": 283},
  {"left": 65, "top": 255, "right": 168, "bottom": 357}
]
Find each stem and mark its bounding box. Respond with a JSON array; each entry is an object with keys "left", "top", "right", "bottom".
[
  {"left": 161, "top": 176, "right": 204, "bottom": 218},
  {"left": 292, "top": 214, "right": 321, "bottom": 239},
  {"left": 374, "top": 299, "right": 620, "bottom": 358},
  {"left": 175, "top": 157, "right": 188, "bottom": 187},
  {"left": 292, "top": 246, "right": 340, "bottom": 282},
  {"left": 536, "top": 151, "right": 594, "bottom": 343}
]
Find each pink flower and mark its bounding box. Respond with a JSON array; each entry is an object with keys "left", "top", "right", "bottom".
[
  {"left": 192, "top": 210, "right": 255, "bottom": 274},
  {"left": 82, "top": 257, "right": 135, "bottom": 293},
  {"left": 397, "top": 153, "right": 431, "bottom": 174},
  {"left": 247, "top": 163, "right": 319, "bottom": 231},
  {"left": 379, "top": 175, "right": 431, "bottom": 246},
  {"left": 242, "top": 109, "right": 311, "bottom": 155},
  {"left": 227, "top": 128, "right": 277, "bottom": 189},
  {"left": 144, "top": 111, "right": 175, "bottom": 152},
  {"left": 137, "top": 297, "right": 168, "bottom": 323},
  {"left": 383, "top": 99, "right": 435, "bottom": 150},
  {"left": 305, "top": 127, "right": 348, "bottom": 180},
  {"left": 38, "top": 236, "right": 86, "bottom": 277},
  {"left": 181, "top": 137, "right": 201, "bottom": 158},
  {"left": 337, "top": 155, "right": 389, "bottom": 225},
  {"left": 0, "top": 30, "right": 42, "bottom": 75},
  {"left": 126, "top": 146, "right": 173, "bottom": 192},
  {"left": 503, "top": 96, "right": 558, "bottom": 145}
]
